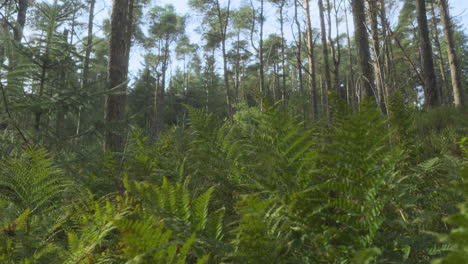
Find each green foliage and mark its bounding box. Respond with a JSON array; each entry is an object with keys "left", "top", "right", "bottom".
[
  {"left": 0, "top": 102, "right": 466, "bottom": 263},
  {"left": 0, "top": 147, "right": 69, "bottom": 215},
  {"left": 432, "top": 139, "right": 468, "bottom": 264}
]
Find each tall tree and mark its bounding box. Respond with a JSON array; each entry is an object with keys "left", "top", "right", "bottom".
[
  {"left": 13, "top": 0, "right": 29, "bottom": 42},
  {"left": 344, "top": 2, "right": 356, "bottom": 107},
  {"left": 430, "top": 1, "right": 448, "bottom": 103},
  {"left": 368, "top": 0, "right": 386, "bottom": 112},
  {"left": 328, "top": 0, "right": 342, "bottom": 99},
  {"left": 318, "top": 0, "right": 331, "bottom": 111},
  {"left": 304, "top": 0, "right": 318, "bottom": 119},
  {"left": 437, "top": 0, "right": 464, "bottom": 106},
  {"left": 190, "top": 0, "right": 232, "bottom": 117},
  {"left": 415, "top": 0, "right": 440, "bottom": 107},
  {"left": 293, "top": 0, "right": 304, "bottom": 102},
  {"left": 77, "top": 0, "right": 96, "bottom": 136},
  {"left": 249, "top": 0, "right": 266, "bottom": 98},
  {"left": 105, "top": 0, "right": 133, "bottom": 152},
  {"left": 351, "top": 0, "right": 375, "bottom": 100},
  {"left": 146, "top": 4, "right": 185, "bottom": 136}
]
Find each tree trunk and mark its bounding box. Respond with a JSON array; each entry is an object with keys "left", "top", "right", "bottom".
[
  {"left": 430, "top": 1, "right": 449, "bottom": 104},
  {"left": 437, "top": 0, "right": 464, "bottom": 106},
  {"left": 77, "top": 0, "right": 96, "bottom": 136},
  {"left": 105, "top": 0, "right": 132, "bottom": 152},
  {"left": 344, "top": 2, "right": 356, "bottom": 109},
  {"left": 235, "top": 32, "right": 241, "bottom": 104},
  {"left": 279, "top": 1, "right": 287, "bottom": 106},
  {"left": 369, "top": 0, "right": 387, "bottom": 113},
  {"left": 304, "top": 0, "right": 318, "bottom": 119},
  {"left": 14, "top": 0, "right": 28, "bottom": 42},
  {"left": 329, "top": 0, "right": 342, "bottom": 99},
  {"left": 380, "top": 0, "right": 396, "bottom": 94},
  {"left": 318, "top": 0, "right": 331, "bottom": 112},
  {"left": 215, "top": 0, "right": 232, "bottom": 117},
  {"left": 294, "top": 0, "right": 305, "bottom": 117},
  {"left": 351, "top": 0, "right": 375, "bottom": 100},
  {"left": 416, "top": 0, "right": 440, "bottom": 107}
]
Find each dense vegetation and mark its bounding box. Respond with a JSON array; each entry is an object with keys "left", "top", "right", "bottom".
[{"left": 0, "top": 0, "right": 467, "bottom": 263}]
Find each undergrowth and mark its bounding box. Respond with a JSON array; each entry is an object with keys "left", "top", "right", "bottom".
[{"left": 0, "top": 101, "right": 466, "bottom": 263}]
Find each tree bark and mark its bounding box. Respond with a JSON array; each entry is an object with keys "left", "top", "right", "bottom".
[
  {"left": 318, "top": 0, "right": 331, "bottom": 112},
  {"left": 344, "top": 2, "right": 356, "bottom": 109},
  {"left": 430, "top": 1, "right": 448, "bottom": 104},
  {"left": 293, "top": 0, "right": 305, "bottom": 110},
  {"left": 351, "top": 0, "right": 375, "bottom": 100},
  {"left": 105, "top": 0, "right": 132, "bottom": 152},
  {"left": 14, "top": 0, "right": 28, "bottom": 42},
  {"left": 437, "top": 0, "right": 464, "bottom": 106},
  {"left": 279, "top": 1, "right": 287, "bottom": 105},
  {"left": 416, "top": 0, "right": 440, "bottom": 107},
  {"left": 77, "top": 0, "right": 96, "bottom": 136},
  {"left": 304, "top": 0, "right": 318, "bottom": 119},
  {"left": 329, "top": 0, "right": 342, "bottom": 99},
  {"left": 215, "top": 0, "right": 232, "bottom": 117},
  {"left": 369, "top": 0, "right": 386, "bottom": 113}
]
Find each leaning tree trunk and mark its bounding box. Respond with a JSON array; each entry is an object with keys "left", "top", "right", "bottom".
[
  {"left": 351, "top": 0, "right": 375, "bottom": 100},
  {"left": 105, "top": 0, "right": 132, "bottom": 152},
  {"left": 416, "top": 0, "right": 440, "bottom": 107},
  {"left": 437, "top": 0, "right": 464, "bottom": 106}
]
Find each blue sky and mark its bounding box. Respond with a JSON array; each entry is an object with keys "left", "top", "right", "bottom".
[
  {"left": 446, "top": 0, "right": 468, "bottom": 29},
  {"left": 126, "top": 0, "right": 467, "bottom": 77},
  {"left": 158, "top": 0, "right": 468, "bottom": 31}
]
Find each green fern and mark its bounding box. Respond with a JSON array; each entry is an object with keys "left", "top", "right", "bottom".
[
  {"left": 124, "top": 176, "right": 226, "bottom": 260},
  {"left": 0, "top": 147, "right": 69, "bottom": 216}
]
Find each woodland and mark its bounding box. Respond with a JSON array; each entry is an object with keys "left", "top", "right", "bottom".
[{"left": 0, "top": 0, "right": 467, "bottom": 263}]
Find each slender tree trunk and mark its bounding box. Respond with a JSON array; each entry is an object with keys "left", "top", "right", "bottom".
[
  {"left": 416, "top": 0, "right": 440, "bottom": 107},
  {"left": 105, "top": 0, "right": 132, "bottom": 152},
  {"left": 57, "top": 30, "right": 69, "bottom": 141},
  {"left": 77, "top": 0, "right": 96, "bottom": 136},
  {"left": 304, "top": 0, "right": 318, "bottom": 119},
  {"left": 437, "top": 0, "right": 464, "bottom": 106},
  {"left": 235, "top": 32, "right": 241, "bottom": 104},
  {"left": 430, "top": 1, "right": 449, "bottom": 104},
  {"left": 329, "top": 0, "right": 342, "bottom": 99},
  {"left": 124, "top": 0, "right": 135, "bottom": 68},
  {"left": 153, "top": 74, "right": 161, "bottom": 137},
  {"left": 380, "top": 0, "right": 396, "bottom": 94},
  {"left": 273, "top": 63, "right": 279, "bottom": 100},
  {"left": 155, "top": 42, "right": 170, "bottom": 136},
  {"left": 35, "top": 16, "right": 57, "bottom": 137},
  {"left": 369, "top": 0, "right": 387, "bottom": 113},
  {"left": 351, "top": 0, "right": 375, "bottom": 100},
  {"left": 279, "top": 1, "right": 287, "bottom": 105},
  {"left": 259, "top": 0, "right": 265, "bottom": 96},
  {"left": 215, "top": 0, "right": 232, "bottom": 117},
  {"left": 294, "top": 0, "right": 305, "bottom": 118},
  {"left": 13, "top": 0, "right": 28, "bottom": 42},
  {"left": 318, "top": 0, "right": 331, "bottom": 112},
  {"left": 344, "top": 3, "right": 356, "bottom": 109},
  {"left": 6, "top": 0, "right": 29, "bottom": 96}
]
